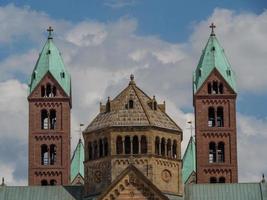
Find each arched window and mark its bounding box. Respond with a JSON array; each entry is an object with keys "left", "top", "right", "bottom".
[
  {"left": 88, "top": 142, "right": 92, "bottom": 160},
  {"left": 41, "top": 85, "right": 46, "bottom": 97},
  {"left": 172, "top": 140, "right": 177, "bottom": 158},
  {"left": 129, "top": 100, "right": 134, "bottom": 109},
  {"left": 124, "top": 136, "right": 131, "bottom": 154},
  {"left": 212, "top": 81, "right": 218, "bottom": 94},
  {"left": 210, "top": 177, "right": 217, "bottom": 183},
  {"left": 132, "top": 136, "right": 139, "bottom": 154},
  {"left": 141, "top": 136, "right": 147, "bottom": 154},
  {"left": 167, "top": 139, "right": 171, "bottom": 157},
  {"left": 209, "top": 142, "right": 216, "bottom": 163},
  {"left": 41, "top": 179, "right": 48, "bottom": 186},
  {"left": 219, "top": 83, "right": 224, "bottom": 94},
  {"left": 161, "top": 138, "right": 166, "bottom": 156},
  {"left": 219, "top": 177, "right": 225, "bottom": 183},
  {"left": 116, "top": 136, "right": 123, "bottom": 154},
  {"left": 50, "top": 179, "right": 57, "bottom": 185},
  {"left": 217, "top": 142, "right": 225, "bottom": 163},
  {"left": 208, "top": 82, "right": 212, "bottom": 94},
  {"left": 155, "top": 137, "right": 160, "bottom": 155},
  {"left": 46, "top": 84, "right": 52, "bottom": 97},
  {"left": 217, "top": 107, "right": 224, "bottom": 127},
  {"left": 52, "top": 86, "right": 57, "bottom": 97},
  {"left": 99, "top": 139, "right": 103, "bottom": 157},
  {"left": 93, "top": 141, "right": 98, "bottom": 159},
  {"left": 41, "top": 110, "right": 49, "bottom": 129},
  {"left": 208, "top": 107, "right": 215, "bottom": 127},
  {"left": 104, "top": 138, "right": 108, "bottom": 156},
  {"left": 41, "top": 144, "right": 49, "bottom": 165},
  {"left": 50, "top": 144, "right": 56, "bottom": 165},
  {"left": 50, "top": 109, "right": 56, "bottom": 130}
]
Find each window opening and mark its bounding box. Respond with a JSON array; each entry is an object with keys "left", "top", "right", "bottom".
[
  {"left": 124, "top": 136, "right": 131, "bottom": 154},
  {"left": 217, "top": 107, "right": 224, "bottom": 127},
  {"left": 209, "top": 142, "right": 216, "bottom": 163},
  {"left": 167, "top": 139, "right": 171, "bottom": 157},
  {"left": 132, "top": 136, "right": 139, "bottom": 154},
  {"left": 50, "top": 109, "right": 56, "bottom": 130},
  {"left": 129, "top": 100, "right": 134, "bottom": 109},
  {"left": 41, "top": 179, "right": 48, "bottom": 186},
  {"left": 210, "top": 177, "right": 217, "bottom": 183},
  {"left": 208, "top": 107, "right": 215, "bottom": 127},
  {"left": 41, "top": 110, "right": 49, "bottom": 129},
  {"left": 41, "top": 144, "right": 49, "bottom": 165},
  {"left": 161, "top": 138, "right": 166, "bottom": 156},
  {"left": 50, "top": 179, "right": 57, "bottom": 185},
  {"left": 141, "top": 136, "right": 147, "bottom": 154},
  {"left": 116, "top": 136, "right": 123, "bottom": 154},
  {"left": 99, "top": 139, "right": 103, "bottom": 158},
  {"left": 155, "top": 137, "right": 160, "bottom": 155},
  {"left": 50, "top": 144, "right": 56, "bottom": 165},
  {"left": 172, "top": 140, "right": 177, "bottom": 158},
  {"left": 217, "top": 142, "right": 225, "bottom": 163}
]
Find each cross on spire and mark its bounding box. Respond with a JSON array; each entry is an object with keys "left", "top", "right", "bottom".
[
  {"left": 209, "top": 22, "right": 216, "bottom": 36},
  {"left": 47, "top": 26, "right": 54, "bottom": 39}
]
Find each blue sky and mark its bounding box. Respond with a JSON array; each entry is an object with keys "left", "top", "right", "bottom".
[
  {"left": 0, "top": 0, "right": 266, "bottom": 185},
  {"left": 1, "top": 0, "right": 266, "bottom": 43}
]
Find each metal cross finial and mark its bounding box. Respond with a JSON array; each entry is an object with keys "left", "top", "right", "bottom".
[
  {"left": 187, "top": 121, "right": 195, "bottom": 137},
  {"left": 209, "top": 22, "right": 216, "bottom": 36},
  {"left": 79, "top": 123, "right": 84, "bottom": 140},
  {"left": 47, "top": 26, "right": 54, "bottom": 39}
]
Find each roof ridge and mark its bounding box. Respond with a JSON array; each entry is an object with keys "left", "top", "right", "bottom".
[{"left": 131, "top": 84, "right": 152, "bottom": 125}]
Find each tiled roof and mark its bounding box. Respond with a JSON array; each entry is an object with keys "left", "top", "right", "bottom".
[
  {"left": 185, "top": 183, "right": 267, "bottom": 200},
  {"left": 85, "top": 76, "right": 181, "bottom": 133},
  {"left": 0, "top": 186, "right": 83, "bottom": 200}
]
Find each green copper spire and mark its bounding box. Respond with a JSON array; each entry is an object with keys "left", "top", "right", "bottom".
[
  {"left": 182, "top": 136, "right": 196, "bottom": 184},
  {"left": 193, "top": 23, "right": 237, "bottom": 94},
  {"left": 71, "top": 139, "right": 84, "bottom": 182},
  {"left": 28, "top": 26, "right": 71, "bottom": 96}
]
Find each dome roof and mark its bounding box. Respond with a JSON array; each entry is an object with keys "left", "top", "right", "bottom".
[{"left": 85, "top": 76, "right": 182, "bottom": 133}]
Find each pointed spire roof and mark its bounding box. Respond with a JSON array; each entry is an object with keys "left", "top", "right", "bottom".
[
  {"left": 85, "top": 75, "right": 182, "bottom": 133},
  {"left": 182, "top": 136, "right": 196, "bottom": 183},
  {"left": 28, "top": 26, "right": 71, "bottom": 96},
  {"left": 71, "top": 139, "right": 84, "bottom": 183},
  {"left": 193, "top": 23, "right": 237, "bottom": 94}
]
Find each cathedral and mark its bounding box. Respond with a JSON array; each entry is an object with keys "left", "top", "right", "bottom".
[{"left": 0, "top": 24, "right": 266, "bottom": 200}]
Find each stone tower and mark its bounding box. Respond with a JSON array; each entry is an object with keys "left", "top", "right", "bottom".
[
  {"left": 83, "top": 75, "right": 183, "bottom": 198},
  {"left": 28, "top": 27, "right": 71, "bottom": 186},
  {"left": 193, "top": 23, "right": 238, "bottom": 183}
]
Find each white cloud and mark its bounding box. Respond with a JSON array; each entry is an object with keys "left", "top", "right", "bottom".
[
  {"left": 0, "top": 4, "right": 267, "bottom": 185},
  {"left": 237, "top": 113, "right": 267, "bottom": 182},
  {"left": 65, "top": 22, "right": 107, "bottom": 47}
]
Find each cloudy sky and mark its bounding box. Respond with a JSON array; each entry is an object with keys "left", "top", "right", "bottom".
[{"left": 0, "top": 0, "right": 266, "bottom": 185}]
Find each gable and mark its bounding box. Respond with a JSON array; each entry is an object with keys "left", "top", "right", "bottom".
[
  {"left": 28, "top": 72, "right": 69, "bottom": 99},
  {"left": 195, "top": 68, "right": 236, "bottom": 96},
  {"left": 97, "top": 165, "right": 168, "bottom": 200}
]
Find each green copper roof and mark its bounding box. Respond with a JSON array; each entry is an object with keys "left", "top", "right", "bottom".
[
  {"left": 193, "top": 31, "right": 237, "bottom": 94},
  {"left": 185, "top": 183, "right": 267, "bottom": 200},
  {"left": 0, "top": 186, "right": 83, "bottom": 200},
  {"left": 28, "top": 34, "right": 71, "bottom": 96},
  {"left": 182, "top": 136, "right": 196, "bottom": 184},
  {"left": 71, "top": 139, "right": 84, "bottom": 182}
]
